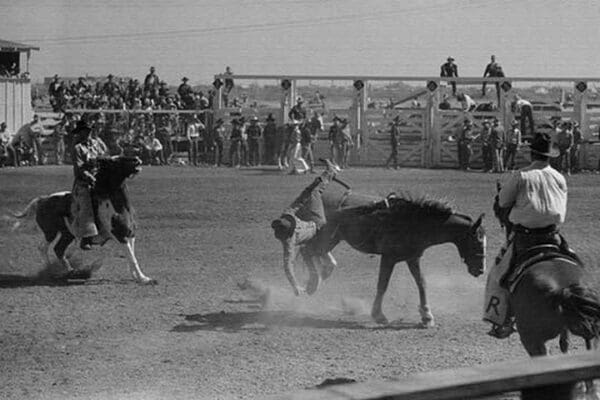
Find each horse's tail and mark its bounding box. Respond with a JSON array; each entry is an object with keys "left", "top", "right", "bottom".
[
  {"left": 553, "top": 284, "right": 600, "bottom": 340},
  {"left": 8, "top": 197, "right": 42, "bottom": 231}
]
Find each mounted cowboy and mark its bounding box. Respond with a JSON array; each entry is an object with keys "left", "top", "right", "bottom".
[
  {"left": 484, "top": 132, "right": 580, "bottom": 338},
  {"left": 71, "top": 119, "right": 108, "bottom": 250}
]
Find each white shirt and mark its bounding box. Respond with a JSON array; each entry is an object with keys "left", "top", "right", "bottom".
[
  {"left": 499, "top": 161, "right": 567, "bottom": 228},
  {"left": 461, "top": 94, "right": 476, "bottom": 111},
  {"left": 515, "top": 99, "right": 532, "bottom": 111}
]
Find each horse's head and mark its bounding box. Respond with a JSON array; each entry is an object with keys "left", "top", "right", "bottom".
[
  {"left": 95, "top": 156, "right": 142, "bottom": 194},
  {"left": 456, "top": 213, "right": 486, "bottom": 277}
]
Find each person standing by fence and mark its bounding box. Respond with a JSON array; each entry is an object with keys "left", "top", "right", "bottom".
[
  {"left": 511, "top": 95, "right": 535, "bottom": 137},
  {"left": 262, "top": 114, "right": 277, "bottom": 165},
  {"left": 247, "top": 116, "right": 262, "bottom": 166},
  {"left": 457, "top": 119, "right": 476, "bottom": 170},
  {"left": 479, "top": 119, "right": 493, "bottom": 172},
  {"left": 288, "top": 122, "right": 309, "bottom": 174},
  {"left": 570, "top": 122, "right": 582, "bottom": 173},
  {"left": 211, "top": 118, "right": 225, "bottom": 167},
  {"left": 186, "top": 115, "right": 202, "bottom": 167},
  {"left": 490, "top": 118, "right": 505, "bottom": 173},
  {"left": 229, "top": 118, "right": 243, "bottom": 168},
  {"left": 556, "top": 121, "right": 574, "bottom": 175},
  {"left": 385, "top": 116, "right": 400, "bottom": 169},
  {"left": 503, "top": 120, "right": 521, "bottom": 171}
]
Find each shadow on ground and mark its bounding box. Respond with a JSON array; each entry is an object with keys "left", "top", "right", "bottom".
[{"left": 172, "top": 310, "right": 422, "bottom": 333}]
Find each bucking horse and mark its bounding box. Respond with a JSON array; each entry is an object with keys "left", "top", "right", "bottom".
[
  {"left": 282, "top": 180, "right": 486, "bottom": 327},
  {"left": 11, "top": 156, "right": 156, "bottom": 284}
]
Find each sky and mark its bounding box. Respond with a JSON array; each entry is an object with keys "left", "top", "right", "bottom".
[{"left": 2, "top": 0, "right": 600, "bottom": 85}]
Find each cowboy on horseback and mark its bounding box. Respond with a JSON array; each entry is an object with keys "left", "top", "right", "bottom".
[
  {"left": 71, "top": 119, "right": 108, "bottom": 250},
  {"left": 271, "top": 159, "right": 341, "bottom": 296},
  {"left": 484, "top": 132, "right": 580, "bottom": 339}
]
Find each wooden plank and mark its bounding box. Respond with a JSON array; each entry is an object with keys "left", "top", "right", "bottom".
[
  {"left": 214, "top": 74, "right": 600, "bottom": 83},
  {"left": 271, "top": 352, "right": 600, "bottom": 400}
]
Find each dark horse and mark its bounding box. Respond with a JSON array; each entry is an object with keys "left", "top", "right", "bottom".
[
  {"left": 295, "top": 185, "right": 486, "bottom": 327},
  {"left": 492, "top": 191, "right": 600, "bottom": 356},
  {"left": 11, "top": 156, "right": 156, "bottom": 284},
  {"left": 492, "top": 191, "right": 600, "bottom": 399}
]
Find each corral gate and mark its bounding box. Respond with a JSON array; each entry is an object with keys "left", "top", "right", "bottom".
[{"left": 211, "top": 74, "right": 600, "bottom": 169}]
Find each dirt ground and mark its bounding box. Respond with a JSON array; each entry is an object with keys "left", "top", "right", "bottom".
[{"left": 1, "top": 165, "right": 599, "bottom": 400}]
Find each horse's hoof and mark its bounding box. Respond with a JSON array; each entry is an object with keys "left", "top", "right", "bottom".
[
  {"left": 140, "top": 278, "right": 158, "bottom": 285},
  {"left": 372, "top": 314, "right": 389, "bottom": 325},
  {"left": 305, "top": 274, "right": 321, "bottom": 295},
  {"left": 420, "top": 319, "right": 435, "bottom": 329}
]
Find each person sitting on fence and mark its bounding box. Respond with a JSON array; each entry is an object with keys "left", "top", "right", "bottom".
[
  {"left": 457, "top": 93, "right": 477, "bottom": 112},
  {"left": 440, "top": 56, "right": 459, "bottom": 96}
]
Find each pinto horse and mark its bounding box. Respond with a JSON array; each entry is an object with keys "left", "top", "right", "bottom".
[
  {"left": 292, "top": 185, "right": 486, "bottom": 327},
  {"left": 11, "top": 156, "right": 156, "bottom": 284}
]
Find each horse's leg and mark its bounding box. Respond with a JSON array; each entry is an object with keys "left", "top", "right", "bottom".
[
  {"left": 371, "top": 254, "right": 396, "bottom": 325},
  {"left": 559, "top": 329, "right": 569, "bottom": 353},
  {"left": 584, "top": 337, "right": 600, "bottom": 398},
  {"left": 519, "top": 335, "right": 548, "bottom": 357},
  {"left": 38, "top": 239, "right": 52, "bottom": 267},
  {"left": 54, "top": 231, "right": 75, "bottom": 273},
  {"left": 407, "top": 257, "right": 434, "bottom": 328},
  {"left": 299, "top": 247, "right": 321, "bottom": 295},
  {"left": 123, "top": 237, "right": 156, "bottom": 285},
  {"left": 320, "top": 252, "right": 338, "bottom": 280}
]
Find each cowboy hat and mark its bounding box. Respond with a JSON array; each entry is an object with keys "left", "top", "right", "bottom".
[
  {"left": 447, "top": 56, "right": 455, "bottom": 62},
  {"left": 182, "top": 77, "right": 189, "bottom": 82},
  {"left": 530, "top": 133, "right": 560, "bottom": 158},
  {"left": 266, "top": 114, "right": 275, "bottom": 122},
  {"left": 73, "top": 120, "right": 92, "bottom": 135}
]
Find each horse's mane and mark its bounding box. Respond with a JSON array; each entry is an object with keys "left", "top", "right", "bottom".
[{"left": 342, "top": 192, "right": 457, "bottom": 224}]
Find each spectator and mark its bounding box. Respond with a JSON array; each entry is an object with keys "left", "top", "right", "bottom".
[
  {"left": 570, "top": 122, "right": 582, "bottom": 173},
  {"left": 482, "top": 55, "right": 505, "bottom": 105},
  {"left": 103, "top": 74, "right": 121, "bottom": 98},
  {"left": 503, "top": 120, "right": 521, "bottom": 171},
  {"left": 0, "top": 122, "right": 11, "bottom": 167},
  {"left": 479, "top": 119, "right": 493, "bottom": 172},
  {"left": 247, "top": 116, "right": 262, "bottom": 166},
  {"left": 48, "top": 75, "right": 62, "bottom": 112},
  {"left": 328, "top": 116, "right": 342, "bottom": 163},
  {"left": 276, "top": 123, "right": 290, "bottom": 170},
  {"left": 339, "top": 119, "right": 354, "bottom": 169},
  {"left": 211, "top": 118, "right": 226, "bottom": 167},
  {"left": 457, "top": 119, "right": 476, "bottom": 170},
  {"left": 288, "top": 97, "right": 307, "bottom": 122},
  {"left": 262, "top": 113, "right": 277, "bottom": 165},
  {"left": 457, "top": 92, "right": 476, "bottom": 112},
  {"left": 556, "top": 121, "right": 574, "bottom": 175},
  {"left": 287, "top": 121, "right": 309, "bottom": 174},
  {"left": 385, "top": 116, "right": 400, "bottom": 169},
  {"left": 490, "top": 118, "right": 505, "bottom": 173},
  {"left": 440, "top": 56, "right": 459, "bottom": 96},
  {"left": 300, "top": 122, "right": 315, "bottom": 174},
  {"left": 178, "top": 77, "right": 194, "bottom": 109},
  {"left": 143, "top": 66, "right": 160, "bottom": 99},
  {"left": 9, "top": 115, "right": 43, "bottom": 166},
  {"left": 186, "top": 115, "right": 202, "bottom": 166},
  {"left": 223, "top": 66, "right": 234, "bottom": 102},
  {"left": 147, "top": 131, "right": 165, "bottom": 165},
  {"left": 229, "top": 118, "right": 243, "bottom": 168},
  {"left": 511, "top": 94, "right": 534, "bottom": 137}
]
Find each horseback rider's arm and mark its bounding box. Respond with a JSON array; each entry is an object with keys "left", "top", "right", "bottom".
[{"left": 498, "top": 173, "right": 519, "bottom": 209}]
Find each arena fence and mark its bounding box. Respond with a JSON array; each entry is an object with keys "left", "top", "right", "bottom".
[
  {"left": 1, "top": 77, "right": 33, "bottom": 133},
  {"left": 214, "top": 74, "right": 600, "bottom": 170},
  {"left": 270, "top": 352, "right": 600, "bottom": 400}
]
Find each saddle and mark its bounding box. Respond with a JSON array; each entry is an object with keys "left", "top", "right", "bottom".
[{"left": 501, "top": 243, "right": 582, "bottom": 293}]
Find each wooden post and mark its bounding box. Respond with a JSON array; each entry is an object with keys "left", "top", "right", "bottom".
[
  {"left": 427, "top": 81, "right": 440, "bottom": 168},
  {"left": 573, "top": 81, "right": 588, "bottom": 168},
  {"left": 500, "top": 81, "right": 512, "bottom": 133}
]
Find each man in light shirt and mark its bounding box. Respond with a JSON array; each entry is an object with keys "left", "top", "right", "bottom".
[
  {"left": 511, "top": 94, "right": 535, "bottom": 137},
  {"left": 8, "top": 115, "right": 44, "bottom": 166},
  {"left": 483, "top": 132, "right": 579, "bottom": 338},
  {"left": 457, "top": 92, "right": 476, "bottom": 112}
]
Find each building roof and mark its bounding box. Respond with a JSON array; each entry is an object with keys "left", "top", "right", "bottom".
[{"left": 0, "top": 39, "right": 40, "bottom": 52}]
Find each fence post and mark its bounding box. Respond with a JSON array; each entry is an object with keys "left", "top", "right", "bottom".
[
  {"left": 427, "top": 80, "right": 440, "bottom": 168},
  {"left": 573, "top": 81, "right": 589, "bottom": 169},
  {"left": 500, "top": 80, "right": 512, "bottom": 134}
]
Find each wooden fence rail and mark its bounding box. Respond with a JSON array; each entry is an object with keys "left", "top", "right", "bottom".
[{"left": 270, "top": 352, "right": 600, "bottom": 400}]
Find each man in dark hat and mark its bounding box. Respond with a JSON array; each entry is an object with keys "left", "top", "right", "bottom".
[
  {"left": 210, "top": 118, "right": 226, "bottom": 167},
  {"left": 457, "top": 118, "right": 477, "bottom": 170},
  {"left": 178, "top": 77, "right": 193, "bottom": 109},
  {"left": 247, "top": 116, "right": 262, "bottom": 166},
  {"left": 71, "top": 119, "right": 108, "bottom": 250},
  {"left": 503, "top": 119, "right": 521, "bottom": 171},
  {"left": 289, "top": 97, "right": 307, "bottom": 122},
  {"left": 103, "top": 74, "right": 120, "bottom": 98},
  {"left": 385, "top": 115, "right": 401, "bottom": 169},
  {"left": 263, "top": 114, "right": 277, "bottom": 165},
  {"left": 482, "top": 55, "right": 505, "bottom": 104},
  {"left": 271, "top": 159, "right": 341, "bottom": 296},
  {"left": 440, "top": 56, "right": 459, "bottom": 96},
  {"left": 484, "top": 132, "right": 578, "bottom": 339}
]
